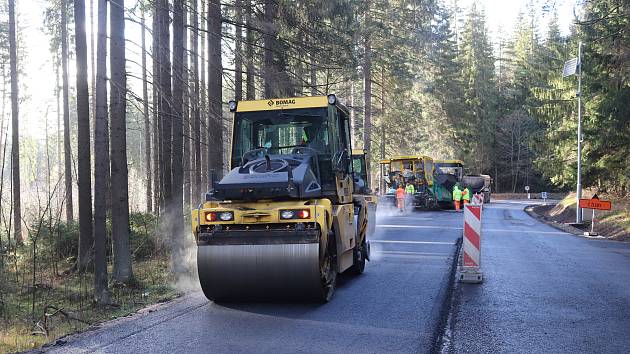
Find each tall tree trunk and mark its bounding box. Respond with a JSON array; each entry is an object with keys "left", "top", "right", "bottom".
[
  {"left": 208, "top": 0, "right": 223, "bottom": 181},
  {"left": 171, "top": 0, "right": 186, "bottom": 273},
  {"left": 110, "top": 0, "right": 133, "bottom": 283},
  {"left": 263, "top": 0, "right": 277, "bottom": 98},
  {"left": 234, "top": 0, "right": 243, "bottom": 100},
  {"left": 90, "top": 0, "right": 96, "bottom": 131},
  {"left": 75, "top": 0, "right": 94, "bottom": 272},
  {"left": 61, "top": 0, "right": 74, "bottom": 222},
  {"left": 56, "top": 61, "right": 62, "bottom": 211},
  {"left": 363, "top": 26, "right": 372, "bottom": 174},
  {"left": 310, "top": 40, "right": 317, "bottom": 95},
  {"left": 141, "top": 11, "right": 152, "bottom": 213},
  {"left": 158, "top": 0, "right": 173, "bottom": 207},
  {"left": 93, "top": 0, "right": 110, "bottom": 305},
  {"left": 350, "top": 82, "right": 355, "bottom": 141},
  {"left": 245, "top": 0, "right": 255, "bottom": 100},
  {"left": 8, "top": 0, "right": 21, "bottom": 244},
  {"left": 152, "top": 1, "right": 161, "bottom": 213},
  {"left": 183, "top": 7, "right": 191, "bottom": 211},
  {"left": 0, "top": 64, "right": 6, "bottom": 250},
  {"left": 191, "top": 0, "right": 201, "bottom": 204},
  {"left": 0, "top": 66, "right": 5, "bottom": 176},
  {"left": 200, "top": 0, "right": 207, "bottom": 189}
]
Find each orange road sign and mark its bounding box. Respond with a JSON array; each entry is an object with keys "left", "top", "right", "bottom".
[{"left": 578, "top": 195, "right": 612, "bottom": 210}]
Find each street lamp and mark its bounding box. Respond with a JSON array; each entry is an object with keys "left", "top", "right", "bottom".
[{"left": 562, "top": 41, "right": 583, "bottom": 224}]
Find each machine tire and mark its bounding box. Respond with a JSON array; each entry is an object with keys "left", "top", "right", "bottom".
[
  {"left": 349, "top": 238, "right": 367, "bottom": 275},
  {"left": 319, "top": 235, "right": 337, "bottom": 302}
]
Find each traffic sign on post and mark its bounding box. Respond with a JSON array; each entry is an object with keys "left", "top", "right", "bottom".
[
  {"left": 525, "top": 185, "right": 530, "bottom": 199},
  {"left": 578, "top": 195, "right": 611, "bottom": 236},
  {"left": 578, "top": 195, "right": 612, "bottom": 210},
  {"left": 562, "top": 57, "right": 578, "bottom": 77}
]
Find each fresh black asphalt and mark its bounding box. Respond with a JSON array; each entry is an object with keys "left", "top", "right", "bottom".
[
  {"left": 447, "top": 200, "right": 630, "bottom": 353},
  {"left": 35, "top": 200, "right": 630, "bottom": 353}
]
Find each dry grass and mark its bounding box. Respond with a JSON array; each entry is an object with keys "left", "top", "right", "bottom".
[{"left": 0, "top": 258, "right": 181, "bottom": 353}]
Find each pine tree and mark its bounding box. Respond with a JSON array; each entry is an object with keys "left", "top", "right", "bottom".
[
  {"left": 8, "top": 0, "right": 21, "bottom": 243},
  {"left": 93, "top": 0, "right": 110, "bottom": 304},
  {"left": 458, "top": 3, "right": 496, "bottom": 173},
  {"left": 74, "top": 0, "right": 94, "bottom": 271},
  {"left": 171, "top": 0, "right": 186, "bottom": 272},
  {"left": 61, "top": 0, "right": 74, "bottom": 222},
  {"left": 110, "top": 0, "right": 133, "bottom": 283}
]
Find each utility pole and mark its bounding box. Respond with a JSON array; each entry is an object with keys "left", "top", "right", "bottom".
[
  {"left": 576, "top": 42, "right": 583, "bottom": 224},
  {"left": 563, "top": 41, "right": 584, "bottom": 224}
]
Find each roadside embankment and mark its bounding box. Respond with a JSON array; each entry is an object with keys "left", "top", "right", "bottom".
[{"left": 526, "top": 192, "right": 630, "bottom": 241}]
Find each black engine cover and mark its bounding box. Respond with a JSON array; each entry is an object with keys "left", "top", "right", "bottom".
[{"left": 211, "top": 152, "right": 322, "bottom": 201}]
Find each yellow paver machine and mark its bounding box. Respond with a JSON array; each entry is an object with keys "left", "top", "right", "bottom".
[
  {"left": 191, "top": 95, "right": 370, "bottom": 302},
  {"left": 379, "top": 155, "right": 436, "bottom": 209}
]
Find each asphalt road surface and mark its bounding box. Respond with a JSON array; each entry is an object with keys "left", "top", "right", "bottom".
[
  {"left": 39, "top": 205, "right": 461, "bottom": 354},
  {"left": 36, "top": 200, "right": 630, "bottom": 353},
  {"left": 446, "top": 200, "right": 630, "bottom": 353}
]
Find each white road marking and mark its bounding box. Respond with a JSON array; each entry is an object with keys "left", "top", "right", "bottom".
[
  {"left": 484, "top": 228, "right": 567, "bottom": 235},
  {"left": 377, "top": 225, "right": 463, "bottom": 230},
  {"left": 374, "top": 251, "right": 450, "bottom": 257},
  {"left": 376, "top": 216, "right": 434, "bottom": 221},
  {"left": 370, "top": 240, "right": 453, "bottom": 245},
  {"left": 377, "top": 224, "right": 568, "bottom": 235}
]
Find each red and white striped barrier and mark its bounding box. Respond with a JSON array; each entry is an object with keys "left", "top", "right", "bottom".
[
  {"left": 472, "top": 193, "right": 483, "bottom": 206},
  {"left": 461, "top": 203, "right": 483, "bottom": 283}
]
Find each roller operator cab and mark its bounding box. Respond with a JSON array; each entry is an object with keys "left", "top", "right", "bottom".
[
  {"left": 191, "top": 95, "right": 370, "bottom": 302},
  {"left": 351, "top": 150, "right": 377, "bottom": 235}
]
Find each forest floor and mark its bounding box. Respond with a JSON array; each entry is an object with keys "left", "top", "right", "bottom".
[
  {"left": 528, "top": 192, "right": 630, "bottom": 241},
  {"left": 0, "top": 257, "right": 186, "bottom": 353}
]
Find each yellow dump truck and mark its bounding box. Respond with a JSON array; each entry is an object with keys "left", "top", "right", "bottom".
[{"left": 191, "top": 95, "right": 370, "bottom": 302}]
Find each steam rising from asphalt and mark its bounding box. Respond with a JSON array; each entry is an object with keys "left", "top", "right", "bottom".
[
  {"left": 157, "top": 210, "right": 201, "bottom": 294},
  {"left": 375, "top": 197, "right": 416, "bottom": 217},
  {"left": 369, "top": 197, "right": 416, "bottom": 262}
]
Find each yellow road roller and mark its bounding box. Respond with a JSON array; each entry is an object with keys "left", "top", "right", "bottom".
[{"left": 191, "top": 95, "right": 370, "bottom": 302}]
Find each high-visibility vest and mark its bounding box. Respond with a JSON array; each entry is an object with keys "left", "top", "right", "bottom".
[
  {"left": 405, "top": 184, "right": 415, "bottom": 194},
  {"left": 453, "top": 187, "right": 462, "bottom": 200},
  {"left": 396, "top": 188, "right": 405, "bottom": 199},
  {"left": 462, "top": 188, "right": 470, "bottom": 201}
]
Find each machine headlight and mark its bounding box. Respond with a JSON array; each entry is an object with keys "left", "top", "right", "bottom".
[
  {"left": 204, "top": 212, "right": 216, "bottom": 222},
  {"left": 280, "top": 210, "right": 295, "bottom": 219},
  {"left": 228, "top": 100, "right": 238, "bottom": 112},
  {"left": 218, "top": 212, "right": 234, "bottom": 221}
]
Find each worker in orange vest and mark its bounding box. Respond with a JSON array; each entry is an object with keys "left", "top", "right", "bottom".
[
  {"left": 462, "top": 187, "right": 470, "bottom": 206},
  {"left": 452, "top": 185, "right": 462, "bottom": 211},
  {"left": 396, "top": 185, "right": 405, "bottom": 212}
]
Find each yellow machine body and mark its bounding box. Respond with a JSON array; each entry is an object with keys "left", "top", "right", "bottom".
[{"left": 192, "top": 95, "right": 369, "bottom": 302}]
